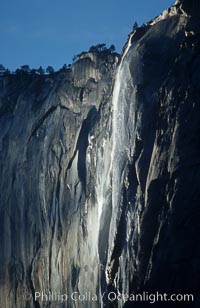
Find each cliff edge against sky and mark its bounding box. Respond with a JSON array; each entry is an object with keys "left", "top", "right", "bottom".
[{"left": 0, "top": 0, "right": 200, "bottom": 307}]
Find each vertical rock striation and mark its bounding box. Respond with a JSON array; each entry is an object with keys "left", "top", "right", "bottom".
[
  {"left": 105, "top": 1, "right": 200, "bottom": 307},
  {"left": 0, "top": 53, "right": 119, "bottom": 308},
  {"left": 0, "top": 1, "right": 200, "bottom": 307}
]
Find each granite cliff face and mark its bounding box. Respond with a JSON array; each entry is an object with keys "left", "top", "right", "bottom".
[{"left": 1, "top": 0, "right": 200, "bottom": 307}]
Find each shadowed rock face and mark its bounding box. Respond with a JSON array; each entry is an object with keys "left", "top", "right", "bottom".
[
  {"left": 175, "top": 0, "right": 200, "bottom": 16},
  {"left": 0, "top": 54, "right": 119, "bottom": 308},
  {"left": 1, "top": 1, "right": 200, "bottom": 308}
]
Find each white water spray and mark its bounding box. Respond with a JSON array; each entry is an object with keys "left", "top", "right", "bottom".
[
  {"left": 95, "top": 32, "right": 135, "bottom": 271},
  {"left": 108, "top": 33, "right": 135, "bottom": 252}
]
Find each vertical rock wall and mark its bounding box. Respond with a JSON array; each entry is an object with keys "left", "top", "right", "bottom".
[{"left": 1, "top": 1, "right": 200, "bottom": 307}]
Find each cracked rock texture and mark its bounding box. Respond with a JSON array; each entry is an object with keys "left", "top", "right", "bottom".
[
  {"left": 0, "top": 53, "right": 118, "bottom": 308},
  {"left": 0, "top": 1, "right": 200, "bottom": 307}
]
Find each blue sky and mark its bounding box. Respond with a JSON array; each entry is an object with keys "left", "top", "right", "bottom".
[{"left": 0, "top": 0, "right": 174, "bottom": 71}]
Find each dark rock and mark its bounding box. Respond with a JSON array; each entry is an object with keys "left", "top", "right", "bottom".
[{"left": 0, "top": 1, "right": 200, "bottom": 307}]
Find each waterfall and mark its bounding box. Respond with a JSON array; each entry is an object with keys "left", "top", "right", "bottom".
[
  {"left": 95, "top": 32, "right": 135, "bottom": 286},
  {"left": 73, "top": 33, "right": 135, "bottom": 305},
  {"left": 109, "top": 32, "right": 135, "bottom": 253}
]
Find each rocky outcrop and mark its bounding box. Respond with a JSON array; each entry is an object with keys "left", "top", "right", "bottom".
[
  {"left": 1, "top": 1, "right": 200, "bottom": 307},
  {"left": 0, "top": 53, "right": 119, "bottom": 308},
  {"left": 106, "top": 3, "right": 200, "bottom": 308},
  {"left": 175, "top": 0, "right": 200, "bottom": 16}
]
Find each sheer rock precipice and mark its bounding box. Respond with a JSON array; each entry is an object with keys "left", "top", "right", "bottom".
[{"left": 0, "top": 1, "right": 200, "bottom": 307}]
